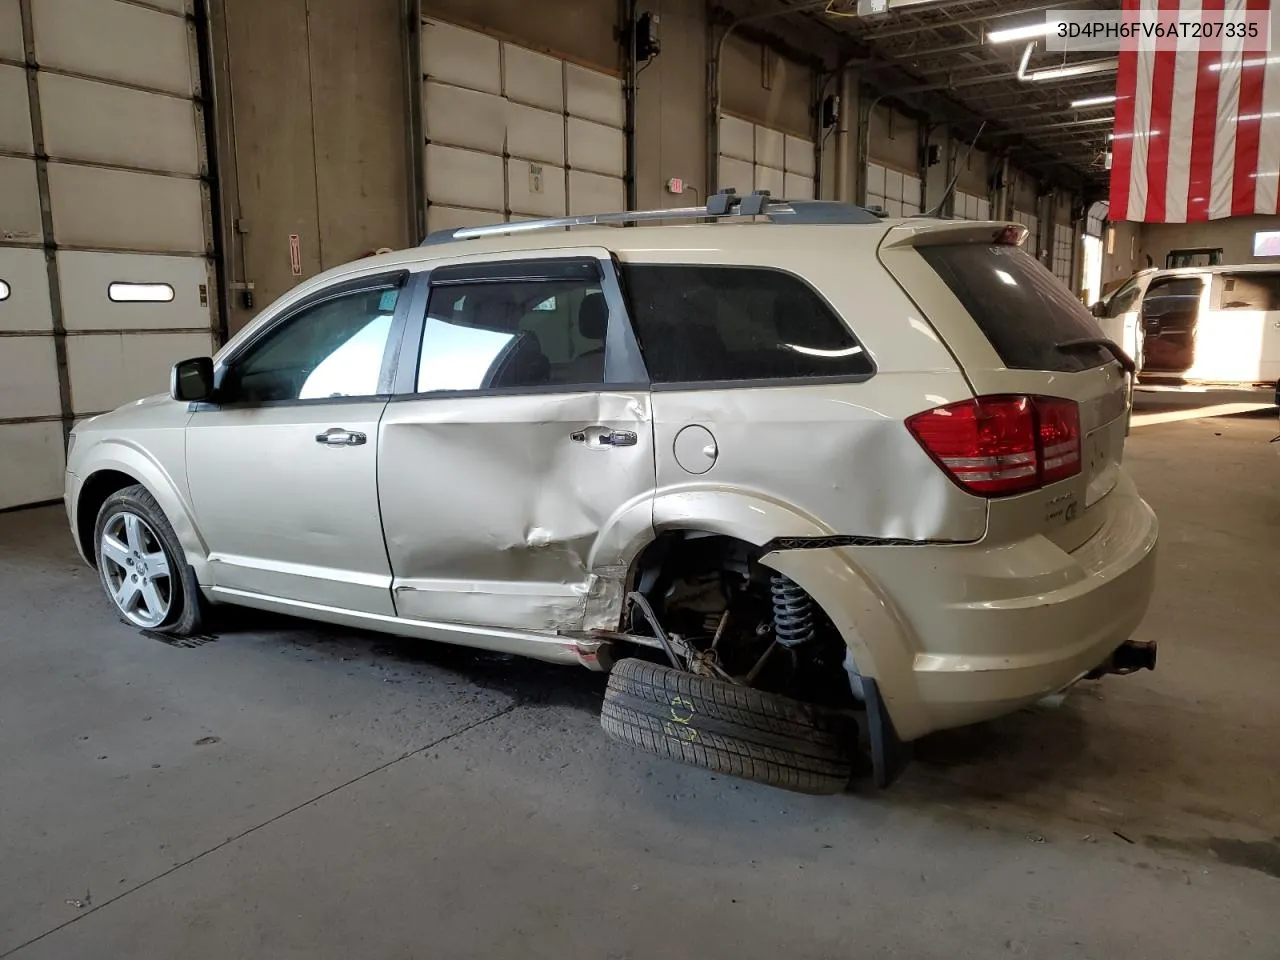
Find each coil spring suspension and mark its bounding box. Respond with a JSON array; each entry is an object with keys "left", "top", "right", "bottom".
[{"left": 770, "top": 574, "right": 815, "bottom": 647}]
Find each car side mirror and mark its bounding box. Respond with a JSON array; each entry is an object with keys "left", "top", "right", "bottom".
[{"left": 171, "top": 356, "right": 215, "bottom": 402}]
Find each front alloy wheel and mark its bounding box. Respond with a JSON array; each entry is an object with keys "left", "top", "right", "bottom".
[{"left": 99, "top": 511, "right": 173, "bottom": 628}]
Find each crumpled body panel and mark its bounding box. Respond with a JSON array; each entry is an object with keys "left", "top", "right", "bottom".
[{"left": 377, "top": 389, "right": 655, "bottom": 631}]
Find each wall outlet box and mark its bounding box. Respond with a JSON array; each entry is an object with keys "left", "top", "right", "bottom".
[{"left": 666, "top": 177, "right": 684, "bottom": 194}]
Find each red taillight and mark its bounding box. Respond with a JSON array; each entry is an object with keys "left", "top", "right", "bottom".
[{"left": 906, "top": 395, "right": 1081, "bottom": 497}]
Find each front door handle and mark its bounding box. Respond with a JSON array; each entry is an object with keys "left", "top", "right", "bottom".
[
  {"left": 315, "top": 428, "right": 367, "bottom": 446},
  {"left": 570, "top": 427, "right": 638, "bottom": 448}
]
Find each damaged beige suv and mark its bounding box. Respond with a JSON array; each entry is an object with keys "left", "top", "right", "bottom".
[{"left": 65, "top": 194, "right": 1158, "bottom": 793}]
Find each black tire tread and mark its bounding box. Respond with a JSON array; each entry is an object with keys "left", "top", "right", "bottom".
[
  {"left": 601, "top": 658, "right": 854, "bottom": 795},
  {"left": 94, "top": 483, "right": 204, "bottom": 636}
]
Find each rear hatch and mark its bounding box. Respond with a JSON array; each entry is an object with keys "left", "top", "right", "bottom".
[{"left": 879, "top": 221, "right": 1131, "bottom": 553}]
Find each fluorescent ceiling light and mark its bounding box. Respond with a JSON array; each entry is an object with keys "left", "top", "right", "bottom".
[
  {"left": 1071, "top": 94, "right": 1116, "bottom": 108},
  {"left": 1028, "top": 59, "right": 1118, "bottom": 81},
  {"left": 987, "top": 22, "right": 1059, "bottom": 44}
]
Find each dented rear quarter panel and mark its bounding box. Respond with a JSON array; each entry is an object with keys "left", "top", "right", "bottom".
[{"left": 616, "top": 226, "right": 987, "bottom": 545}]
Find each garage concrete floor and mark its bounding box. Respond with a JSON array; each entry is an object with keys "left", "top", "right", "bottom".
[{"left": 2, "top": 412, "right": 1278, "bottom": 960}]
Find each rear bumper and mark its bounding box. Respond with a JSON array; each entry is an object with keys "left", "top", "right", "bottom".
[{"left": 764, "top": 472, "right": 1159, "bottom": 741}]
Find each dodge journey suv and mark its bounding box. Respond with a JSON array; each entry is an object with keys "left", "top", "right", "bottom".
[{"left": 65, "top": 194, "right": 1158, "bottom": 793}]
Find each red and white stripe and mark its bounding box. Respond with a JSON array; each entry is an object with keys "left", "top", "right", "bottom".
[{"left": 1110, "top": 0, "right": 1280, "bottom": 221}]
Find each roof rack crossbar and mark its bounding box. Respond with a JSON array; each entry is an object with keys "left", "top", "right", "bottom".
[{"left": 420, "top": 194, "right": 885, "bottom": 245}]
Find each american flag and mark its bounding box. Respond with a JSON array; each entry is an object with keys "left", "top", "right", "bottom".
[{"left": 1110, "top": 0, "right": 1280, "bottom": 222}]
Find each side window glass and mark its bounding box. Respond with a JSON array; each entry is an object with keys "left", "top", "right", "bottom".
[
  {"left": 416, "top": 277, "right": 607, "bottom": 392},
  {"left": 620, "top": 264, "right": 873, "bottom": 384},
  {"left": 1107, "top": 281, "right": 1142, "bottom": 317},
  {"left": 222, "top": 286, "right": 400, "bottom": 403},
  {"left": 1216, "top": 273, "right": 1280, "bottom": 311},
  {"left": 1142, "top": 278, "right": 1203, "bottom": 319}
]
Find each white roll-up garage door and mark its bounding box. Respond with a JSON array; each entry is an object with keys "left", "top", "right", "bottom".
[
  {"left": 420, "top": 18, "right": 626, "bottom": 235},
  {"left": 0, "top": 0, "right": 217, "bottom": 509},
  {"left": 717, "top": 114, "right": 814, "bottom": 202}
]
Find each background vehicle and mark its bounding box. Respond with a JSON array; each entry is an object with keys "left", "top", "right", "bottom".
[
  {"left": 65, "top": 195, "right": 1158, "bottom": 794},
  {"left": 1092, "top": 263, "right": 1280, "bottom": 393}
]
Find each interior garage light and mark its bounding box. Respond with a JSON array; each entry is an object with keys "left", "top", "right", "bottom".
[
  {"left": 1071, "top": 94, "right": 1116, "bottom": 108},
  {"left": 987, "top": 22, "right": 1060, "bottom": 44},
  {"left": 0, "top": 280, "right": 9, "bottom": 302},
  {"left": 1028, "top": 60, "right": 1118, "bottom": 81}
]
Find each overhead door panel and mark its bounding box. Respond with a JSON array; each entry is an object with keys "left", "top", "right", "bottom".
[
  {"left": 507, "top": 102, "right": 565, "bottom": 165},
  {"left": 717, "top": 113, "right": 815, "bottom": 201},
  {"left": 567, "top": 118, "right": 624, "bottom": 177},
  {"left": 0, "top": 423, "right": 66, "bottom": 511},
  {"left": 0, "top": 338, "right": 61, "bottom": 419},
  {"left": 0, "top": 0, "right": 219, "bottom": 508},
  {"left": 565, "top": 64, "right": 623, "bottom": 127},
  {"left": 719, "top": 115, "right": 754, "bottom": 162},
  {"left": 65, "top": 331, "right": 211, "bottom": 414},
  {"left": 754, "top": 126, "right": 785, "bottom": 170},
  {"left": 785, "top": 135, "right": 815, "bottom": 178},
  {"left": 755, "top": 165, "right": 785, "bottom": 197},
  {"left": 423, "top": 81, "right": 504, "bottom": 154},
  {"left": 31, "top": 0, "right": 193, "bottom": 95},
  {"left": 57, "top": 251, "right": 210, "bottom": 331},
  {"left": 508, "top": 158, "right": 567, "bottom": 217},
  {"left": 48, "top": 165, "right": 205, "bottom": 252},
  {"left": 0, "top": 156, "right": 43, "bottom": 242},
  {"left": 422, "top": 18, "right": 501, "bottom": 94},
  {"left": 784, "top": 173, "right": 814, "bottom": 200},
  {"left": 38, "top": 73, "right": 200, "bottom": 174},
  {"left": 502, "top": 44, "right": 561, "bottom": 111},
  {"left": 0, "top": 65, "right": 33, "bottom": 153},
  {"left": 0, "top": 0, "right": 22, "bottom": 60},
  {"left": 421, "top": 18, "right": 627, "bottom": 230},
  {"left": 717, "top": 156, "right": 754, "bottom": 194},
  {"left": 0, "top": 250, "right": 53, "bottom": 332},
  {"left": 424, "top": 143, "right": 504, "bottom": 211},
  {"left": 568, "top": 170, "right": 624, "bottom": 216}
]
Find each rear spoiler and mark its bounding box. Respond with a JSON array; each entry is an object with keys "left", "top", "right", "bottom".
[{"left": 879, "top": 220, "right": 1028, "bottom": 251}]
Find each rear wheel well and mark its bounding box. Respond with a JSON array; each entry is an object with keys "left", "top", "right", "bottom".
[
  {"left": 77, "top": 470, "right": 141, "bottom": 566},
  {"left": 622, "top": 529, "right": 856, "bottom": 710}
]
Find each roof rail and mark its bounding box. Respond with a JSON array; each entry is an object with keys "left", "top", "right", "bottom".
[{"left": 420, "top": 189, "right": 888, "bottom": 245}]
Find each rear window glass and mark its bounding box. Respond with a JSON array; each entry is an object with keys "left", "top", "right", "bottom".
[
  {"left": 620, "top": 264, "right": 873, "bottom": 384},
  {"left": 1215, "top": 272, "right": 1280, "bottom": 311},
  {"left": 919, "top": 244, "right": 1110, "bottom": 372}
]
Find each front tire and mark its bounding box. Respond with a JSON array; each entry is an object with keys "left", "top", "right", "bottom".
[{"left": 94, "top": 484, "right": 204, "bottom": 635}]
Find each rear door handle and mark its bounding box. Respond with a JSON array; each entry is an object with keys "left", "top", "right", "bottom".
[
  {"left": 315, "top": 428, "right": 367, "bottom": 446},
  {"left": 570, "top": 427, "right": 638, "bottom": 447}
]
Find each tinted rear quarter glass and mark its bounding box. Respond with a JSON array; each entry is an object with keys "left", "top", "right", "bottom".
[
  {"left": 1215, "top": 272, "right": 1280, "bottom": 311},
  {"left": 620, "top": 264, "right": 873, "bottom": 384},
  {"left": 919, "top": 243, "right": 1110, "bottom": 372}
]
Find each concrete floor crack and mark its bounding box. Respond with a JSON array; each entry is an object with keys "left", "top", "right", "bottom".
[{"left": 0, "top": 702, "right": 520, "bottom": 959}]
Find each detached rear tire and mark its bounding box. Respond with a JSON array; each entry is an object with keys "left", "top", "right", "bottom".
[{"left": 601, "top": 658, "right": 855, "bottom": 795}]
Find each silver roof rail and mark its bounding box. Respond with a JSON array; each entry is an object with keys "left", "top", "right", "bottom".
[{"left": 420, "top": 190, "right": 887, "bottom": 245}]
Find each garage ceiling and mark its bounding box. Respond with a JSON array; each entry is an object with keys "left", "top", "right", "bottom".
[{"left": 756, "top": 0, "right": 1122, "bottom": 192}]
